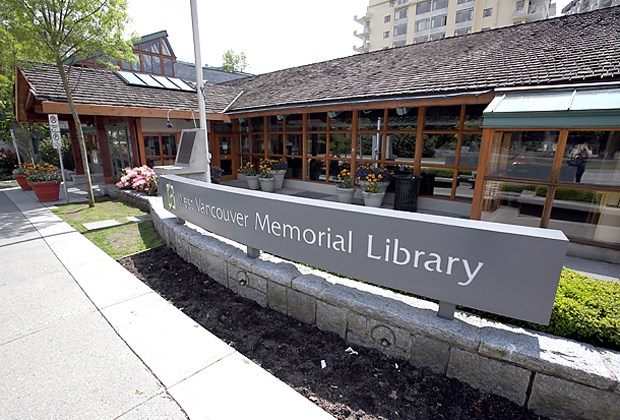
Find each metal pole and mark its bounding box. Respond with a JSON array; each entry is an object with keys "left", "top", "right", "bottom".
[
  {"left": 57, "top": 145, "right": 69, "bottom": 203},
  {"left": 190, "top": 0, "right": 211, "bottom": 183},
  {"left": 9, "top": 129, "right": 21, "bottom": 165}
]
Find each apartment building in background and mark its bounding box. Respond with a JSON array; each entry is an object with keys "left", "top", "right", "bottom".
[
  {"left": 354, "top": 0, "right": 556, "bottom": 52},
  {"left": 562, "top": 0, "right": 620, "bottom": 13}
]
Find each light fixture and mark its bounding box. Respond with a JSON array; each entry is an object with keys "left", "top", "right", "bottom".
[
  {"left": 166, "top": 109, "right": 174, "bottom": 128},
  {"left": 396, "top": 107, "right": 410, "bottom": 116},
  {"left": 276, "top": 114, "right": 284, "bottom": 121}
]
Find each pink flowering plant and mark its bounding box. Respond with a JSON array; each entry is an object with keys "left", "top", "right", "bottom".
[{"left": 116, "top": 165, "right": 158, "bottom": 196}]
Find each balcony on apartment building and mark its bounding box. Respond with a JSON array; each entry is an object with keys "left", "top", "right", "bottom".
[
  {"left": 353, "top": 38, "right": 370, "bottom": 53},
  {"left": 513, "top": 0, "right": 555, "bottom": 21},
  {"left": 354, "top": 12, "right": 372, "bottom": 24}
]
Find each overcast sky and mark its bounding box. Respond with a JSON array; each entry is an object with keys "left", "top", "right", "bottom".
[{"left": 126, "top": 0, "right": 574, "bottom": 75}]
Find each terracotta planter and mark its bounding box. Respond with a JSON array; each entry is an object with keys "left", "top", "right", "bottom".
[
  {"left": 336, "top": 187, "right": 355, "bottom": 204},
  {"left": 246, "top": 175, "right": 260, "bottom": 190},
  {"left": 13, "top": 174, "right": 32, "bottom": 190},
  {"left": 259, "top": 177, "right": 275, "bottom": 192},
  {"left": 362, "top": 191, "right": 385, "bottom": 207},
  {"left": 29, "top": 180, "right": 61, "bottom": 202}
]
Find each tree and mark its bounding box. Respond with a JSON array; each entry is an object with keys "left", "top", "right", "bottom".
[
  {"left": 221, "top": 49, "right": 248, "bottom": 72},
  {"left": 5, "top": 0, "right": 136, "bottom": 207}
]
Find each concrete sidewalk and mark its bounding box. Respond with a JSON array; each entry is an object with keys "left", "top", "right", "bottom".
[{"left": 0, "top": 187, "right": 333, "bottom": 420}]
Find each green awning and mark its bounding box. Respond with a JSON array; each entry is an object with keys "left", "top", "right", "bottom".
[{"left": 483, "top": 87, "right": 620, "bottom": 128}]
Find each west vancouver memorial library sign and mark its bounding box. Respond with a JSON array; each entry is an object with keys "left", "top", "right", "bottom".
[{"left": 161, "top": 175, "right": 568, "bottom": 325}]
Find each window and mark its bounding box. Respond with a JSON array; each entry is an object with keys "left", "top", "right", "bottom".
[
  {"left": 483, "top": 7, "right": 493, "bottom": 17},
  {"left": 457, "top": 0, "right": 474, "bottom": 4},
  {"left": 384, "top": 15, "right": 391, "bottom": 23},
  {"left": 414, "top": 35, "right": 428, "bottom": 44},
  {"left": 415, "top": 18, "right": 430, "bottom": 32},
  {"left": 383, "top": 30, "right": 390, "bottom": 39},
  {"left": 394, "top": 23, "right": 408, "bottom": 36},
  {"left": 430, "top": 32, "right": 445, "bottom": 41},
  {"left": 515, "top": 0, "right": 525, "bottom": 11},
  {"left": 393, "top": 40, "right": 407, "bottom": 47},
  {"left": 144, "top": 133, "right": 177, "bottom": 166},
  {"left": 416, "top": 1, "right": 431, "bottom": 14},
  {"left": 454, "top": 27, "right": 471, "bottom": 36},
  {"left": 395, "top": 7, "right": 408, "bottom": 20},
  {"left": 431, "top": 15, "right": 447, "bottom": 28},
  {"left": 432, "top": 0, "right": 448, "bottom": 10},
  {"left": 455, "top": 8, "right": 474, "bottom": 23}
]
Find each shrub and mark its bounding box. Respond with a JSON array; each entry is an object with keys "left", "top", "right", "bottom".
[
  {"left": 467, "top": 268, "right": 620, "bottom": 350},
  {"left": 38, "top": 136, "right": 75, "bottom": 171},
  {"left": 500, "top": 184, "right": 536, "bottom": 193},
  {"left": 116, "top": 165, "right": 158, "bottom": 196},
  {"left": 535, "top": 186, "right": 602, "bottom": 203},
  {"left": 0, "top": 148, "right": 18, "bottom": 179}
]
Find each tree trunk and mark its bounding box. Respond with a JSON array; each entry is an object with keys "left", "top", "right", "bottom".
[{"left": 56, "top": 61, "right": 95, "bottom": 207}]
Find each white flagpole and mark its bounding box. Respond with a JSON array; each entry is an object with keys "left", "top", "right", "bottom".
[{"left": 190, "top": 0, "right": 211, "bottom": 183}]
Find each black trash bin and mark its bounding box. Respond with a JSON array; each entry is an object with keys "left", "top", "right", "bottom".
[
  {"left": 420, "top": 172, "right": 435, "bottom": 196},
  {"left": 393, "top": 175, "right": 421, "bottom": 212}
]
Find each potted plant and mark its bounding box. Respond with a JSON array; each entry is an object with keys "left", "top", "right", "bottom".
[
  {"left": 242, "top": 162, "right": 259, "bottom": 190},
  {"left": 258, "top": 161, "right": 275, "bottom": 192},
  {"left": 360, "top": 172, "right": 386, "bottom": 207},
  {"left": 355, "top": 164, "right": 393, "bottom": 193},
  {"left": 270, "top": 158, "right": 288, "bottom": 189},
  {"left": 26, "top": 163, "right": 62, "bottom": 202},
  {"left": 12, "top": 163, "right": 32, "bottom": 190},
  {"left": 336, "top": 167, "right": 355, "bottom": 203},
  {"left": 237, "top": 161, "right": 253, "bottom": 181}
]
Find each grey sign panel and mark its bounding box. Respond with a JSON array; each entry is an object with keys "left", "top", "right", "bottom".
[{"left": 161, "top": 175, "right": 568, "bottom": 325}]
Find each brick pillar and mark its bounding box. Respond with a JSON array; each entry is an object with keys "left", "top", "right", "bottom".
[{"left": 67, "top": 119, "right": 84, "bottom": 175}]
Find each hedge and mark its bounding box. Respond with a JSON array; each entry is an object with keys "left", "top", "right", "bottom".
[{"left": 468, "top": 268, "right": 620, "bottom": 351}]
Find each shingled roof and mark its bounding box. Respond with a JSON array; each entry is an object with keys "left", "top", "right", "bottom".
[
  {"left": 19, "top": 63, "right": 240, "bottom": 114},
  {"left": 214, "top": 6, "right": 620, "bottom": 113},
  {"left": 18, "top": 7, "right": 620, "bottom": 117}
]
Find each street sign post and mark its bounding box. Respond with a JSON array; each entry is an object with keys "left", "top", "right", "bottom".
[{"left": 48, "top": 114, "right": 68, "bottom": 203}]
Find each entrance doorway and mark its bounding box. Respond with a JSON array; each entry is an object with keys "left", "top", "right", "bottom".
[{"left": 106, "top": 123, "right": 133, "bottom": 178}]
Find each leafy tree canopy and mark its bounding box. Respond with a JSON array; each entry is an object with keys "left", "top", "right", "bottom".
[
  {"left": 5, "top": 0, "right": 136, "bottom": 67},
  {"left": 4, "top": 0, "right": 137, "bottom": 207},
  {"left": 221, "top": 49, "right": 248, "bottom": 72}
]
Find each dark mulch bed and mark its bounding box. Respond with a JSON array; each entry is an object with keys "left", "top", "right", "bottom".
[{"left": 119, "top": 246, "right": 544, "bottom": 420}]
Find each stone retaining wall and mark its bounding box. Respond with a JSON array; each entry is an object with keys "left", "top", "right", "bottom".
[{"left": 112, "top": 188, "right": 620, "bottom": 419}]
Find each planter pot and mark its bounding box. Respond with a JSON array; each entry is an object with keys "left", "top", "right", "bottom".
[
  {"left": 246, "top": 175, "right": 260, "bottom": 190},
  {"left": 259, "top": 177, "right": 275, "bottom": 192},
  {"left": 13, "top": 174, "right": 32, "bottom": 190},
  {"left": 336, "top": 187, "right": 355, "bottom": 204},
  {"left": 362, "top": 191, "right": 385, "bottom": 207},
  {"left": 272, "top": 169, "right": 286, "bottom": 189},
  {"left": 29, "top": 180, "right": 61, "bottom": 202},
  {"left": 237, "top": 173, "right": 246, "bottom": 182}
]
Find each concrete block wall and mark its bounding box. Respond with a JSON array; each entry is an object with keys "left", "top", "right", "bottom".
[{"left": 116, "top": 190, "right": 620, "bottom": 419}]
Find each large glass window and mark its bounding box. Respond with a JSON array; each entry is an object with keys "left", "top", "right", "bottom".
[
  {"left": 143, "top": 133, "right": 176, "bottom": 167},
  {"left": 422, "top": 134, "right": 458, "bottom": 165},
  {"left": 432, "top": 0, "right": 448, "bottom": 10},
  {"left": 481, "top": 181, "right": 546, "bottom": 228},
  {"left": 547, "top": 188, "right": 619, "bottom": 247},
  {"left": 456, "top": 8, "right": 474, "bottom": 23},
  {"left": 395, "top": 7, "right": 408, "bottom": 20},
  {"left": 486, "top": 131, "right": 559, "bottom": 181},
  {"left": 561, "top": 131, "right": 620, "bottom": 186},
  {"left": 425, "top": 105, "right": 461, "bottom": 130},
  {"left": 416, "top": 1, "right": 431, "bottom": 14}
]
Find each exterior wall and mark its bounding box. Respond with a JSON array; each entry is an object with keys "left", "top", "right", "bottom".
[
  {"left": 355, "top": 0, "right": 556, "bottom": 52},
  {"left": 111, "top": 188, "right": 620, "bottom": 420}
]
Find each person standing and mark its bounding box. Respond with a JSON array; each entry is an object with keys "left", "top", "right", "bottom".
[{"left": 569, "top": 142, "right": 593, "bottom": 183}]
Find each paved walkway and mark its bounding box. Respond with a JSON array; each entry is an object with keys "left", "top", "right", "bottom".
[{"left": 0, "top": 187, "right": 333, "bottom": 420}]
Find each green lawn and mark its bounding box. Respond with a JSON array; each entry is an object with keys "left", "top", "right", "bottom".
[
  {"left": 52, "top": 196, "right": 147, "bottom": 233},
  {"left": 52, "top": 197, "right": 163, "bottom": 258}
]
